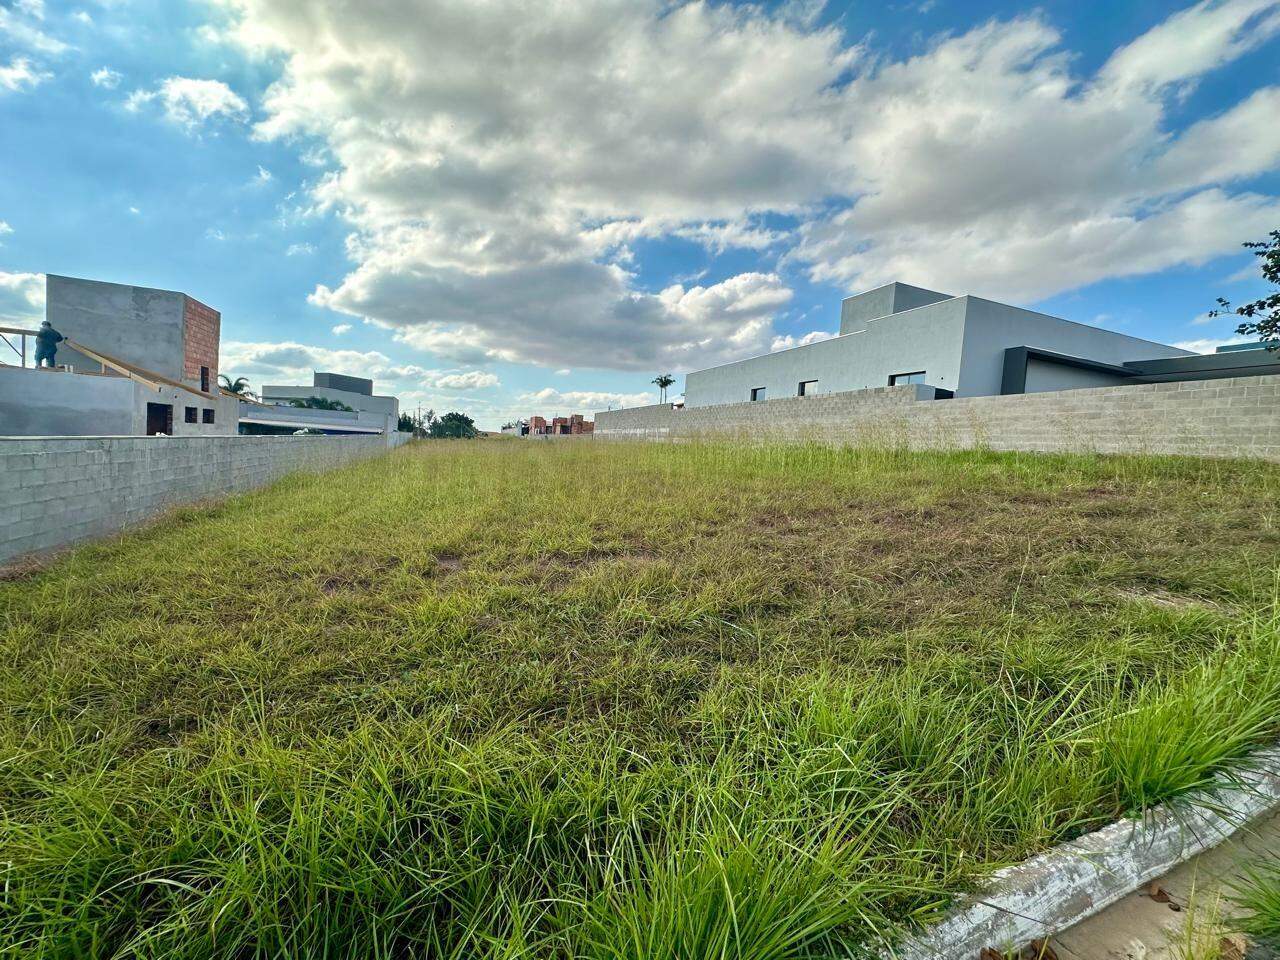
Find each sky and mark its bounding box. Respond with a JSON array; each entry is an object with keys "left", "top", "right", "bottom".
[{"left": 1, "top": 0, "right": 1278, "bottom": 429}]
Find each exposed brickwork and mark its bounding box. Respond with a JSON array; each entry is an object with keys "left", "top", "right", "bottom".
[
  {"left": 527, "top": 412, "right": 594, "bottom": 435},
  {"left": 594, "top": 375, "right": 1280, "bottom": 462},
  {"left": 182, "top": 296, "right": 220, "bottom": 387}
]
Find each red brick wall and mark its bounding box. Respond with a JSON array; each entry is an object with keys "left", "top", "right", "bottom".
[{"left": 183, "top": 296, "right": 220, "bottom": 389}]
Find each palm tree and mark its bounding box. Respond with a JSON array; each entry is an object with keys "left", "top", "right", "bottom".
[
  {"left": 218, "top": 374, "right": 255, "bottom": 399},
  {"left": 652, "top": 373, "right": 676, "bottom": 404}
]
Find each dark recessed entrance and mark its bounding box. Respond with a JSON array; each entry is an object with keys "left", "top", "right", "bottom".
[{"left": 146, "top": 402, "right": 173, "bottom": 436}]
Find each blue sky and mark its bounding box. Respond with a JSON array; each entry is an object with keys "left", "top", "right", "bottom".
[{"left": 1, "top": 0, "right": 1278, "bottom": 428}]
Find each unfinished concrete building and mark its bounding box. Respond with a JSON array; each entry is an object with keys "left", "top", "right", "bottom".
[{"left": 0, "top": 275, "right": 239, "bottom": 436}]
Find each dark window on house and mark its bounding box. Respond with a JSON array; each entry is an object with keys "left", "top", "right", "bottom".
[
  {"left": 184, "top": 406, "right": 198, "bottom": 423},
  {"left": 750, "top": 387, "right": 766, "bottom": 401},
  {"left": 202, "top": 408, "right": 215, "bottom": 424},
  {"left": 889, "top": 371, "right": 927, "bottom": 385},
  {"left": 145, "top": 402, "right": 173, "bottom": 436},
  {"left": 200, "top": 366, "right": 210, "bottom": 392},
  {"left": 798, "top": 380, "right": 818, "bottom": 397}
]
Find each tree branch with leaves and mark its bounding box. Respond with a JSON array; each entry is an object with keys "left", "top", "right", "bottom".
[{"left": 1211, "top": 230, "right": 1280, "bottom": 350}]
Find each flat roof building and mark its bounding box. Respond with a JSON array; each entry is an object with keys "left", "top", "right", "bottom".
[{"left": 681, "top": 282, "right": 1280, "bottom": 407}]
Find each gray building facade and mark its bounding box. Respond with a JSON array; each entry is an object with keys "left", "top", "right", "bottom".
[
  {"left": 683, "top": 283, "right": 1206, "bottom": 407},
  {"left": 261, "top": 372, "right": 399, "bottom": 420}
]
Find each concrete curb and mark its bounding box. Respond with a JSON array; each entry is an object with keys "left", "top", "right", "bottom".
[{"left": 884, "top": 745, "right": 1280, "bottom": 959}]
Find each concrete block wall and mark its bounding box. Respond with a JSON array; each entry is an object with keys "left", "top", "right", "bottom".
[
  {"left": 0, "top": 431, "right": 411, "bottom": 563},
  {"left": 594, "top": 374, "right": 1280, "bottom": 461}
]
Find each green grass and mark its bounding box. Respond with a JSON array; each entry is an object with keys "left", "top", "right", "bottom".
[
  {"left": 3, "top": 439, "right": 1280, "bottom": 958},
  {"left": 1231, "top": 857, "right": 1280, "bottom": 947}
]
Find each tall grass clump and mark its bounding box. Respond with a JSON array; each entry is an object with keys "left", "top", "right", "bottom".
[{"left": 2, "top": 439, "right": 1279, "bottom": 957}]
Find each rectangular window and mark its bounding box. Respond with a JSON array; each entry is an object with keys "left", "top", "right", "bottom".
[
  {"left": 750, "top": 387, "right": 766, "bottom": 402},
  {"left": 798, "top": 380, "right": 818, "bottom": 397},
  {"left": 200, "top": 366, "right": 210, "bottom": 392},
  {"left": 889, "top": 371, "right": 927, "bottom": 385},
  {"left": 184, "top": 406, "right": 197, "bottom": 423},
  {"left": 202, "top": 408, "right": 215, "bottom": 424}
]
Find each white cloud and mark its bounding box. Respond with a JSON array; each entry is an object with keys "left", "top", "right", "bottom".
[
  {"left": 285, "top": 242, "right": 316, "bottom": 256},
  {"left": 0, "top": 220, "right": 12, "bottom": 236},
  {"left": 127, "top": 205, "right": 140, "bottom": 215},
  {"left": 673, "top": 220, "right": 791, "bottom": 254},
  {"left": 90, "top": 66, "right": 120, "bottom": 88},
  {"left": 0, "top": 56, "right": 50, "bottom": 92},
  {"left": 521, "top": 386, "right": 657, "bottom": 413},
  {"left": 0, "top": 270, "right": 45, "bottom": 324},
  {"left": 432, "top": 370, "right": 499, "bottom": 390},
  {"left": 221, "top": 339, "right": 434, "bottom": 384},
  {"left": 331, "top": 323, "right": 351, "bottom": 335},
  {"left": 771, "top": 329, "right": 835, "bottom": 352},
  {"left": 215, "top": 0, "right": 1280, "bottom": 368},
  {"left": 205, "top": 227, "right": 226, "bottom": 241},
  {"left": 126, "top": 76, "right": 248, "bottom": 129},
  {"left": 555, "top": 368, "right": 571, "bottom": 376},
  {"left": 1097, "top": 0, "right": 1280, "bottom": 94},
  {"left": 73, "top": 10, "right": 92, "bottom": 25},
  {"left": 0, "top": 2, "right": 68, "bottom": 55},
  {"left": 255, "top": 164, "right": 272, "bottom": 183},
  {"left": 1173, "top": 336, "right": 1255, "bottom": 353}
]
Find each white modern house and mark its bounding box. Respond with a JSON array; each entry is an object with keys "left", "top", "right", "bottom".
[{"left": 681, "top": 282, "right": 1278, "bottom": 407}]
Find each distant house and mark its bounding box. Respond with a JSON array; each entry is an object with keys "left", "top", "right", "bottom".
[
  {"left": 249, "top": 372, "right": 400, "bottom": 436},
  {"left": 524, "top": 413, "right": 593, "bottom": 436},
  {"left": 679, "top": 282, "right": 1280, "bottom": 408}
]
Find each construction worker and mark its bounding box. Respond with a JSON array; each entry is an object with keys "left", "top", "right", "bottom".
[{"left": 34, "top": 320, "right": 64, "bottom": 368}]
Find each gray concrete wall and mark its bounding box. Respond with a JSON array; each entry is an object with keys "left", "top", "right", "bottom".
[
  {"left": 0, "top": 367, "right": 237, "bottom": 437},
  {"left": 0, "top": 365, "right": 136, "bottom": 436},
  {"left": 46, "top": 275, "right": 187, "bottom": 382},
  {"left": 0, "top": 431, "right": 411, "bottom": 562},
  {"left": 838, "top": 282, "right": 952, "bottom": 334},
  {"left": 1023, "top": 357, "right": 1132, "bottom": 393},
  {"left": 260, "top": 384, "right": 399, "bottom": 419},
  {"left": 596, "top": 374, "right": 1280, "bottom": 462},
  {"left": 684, "top": 297, "right": 968, "bottom": 407},
  {"left": 957, "top": 297, "right": 1194, "bottom": 397}
]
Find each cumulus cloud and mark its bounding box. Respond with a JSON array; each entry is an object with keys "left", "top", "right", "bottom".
[
  {"left": 0, "top": 56, "right": 50, "bottom": 92},
  {"left": 0, "top": 270, "right": 45, "bottom": 324},
  {"left": 771, "top": 329, "right": 835, "bottom": 352},
  {"left": 0, "top": 220, "right": 12, "bottom": 236},
  {"left": 90, "top": 66, "right": 121, "bottom": 88},
  {"left": 221, "top": 338, "right": 498, "bottom": 394},
  {"left": 521, "top": 386, "right": 657, "bottom": 413},
  {"left": 286, "top": 242, "right": 316, "bottom": 256},
  {"left": 221, "top": 340, "right": 426, "bottom": 383},
  {"left": 432, "top": 370, "right": 500, "bottom": 390},
  {"left": 331, "top": 323, "right": 352, "bottom": 335},
  {"left": 126, "top": 76, "right": 248, "bottom": 129},
  {"left": 214, "top": 0, "right": 1280, "bottom": 368}
]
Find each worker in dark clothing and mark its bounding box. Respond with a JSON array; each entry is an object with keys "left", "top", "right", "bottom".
[{"left": 34, "top": 320, "right": 64, "bottom": 368}]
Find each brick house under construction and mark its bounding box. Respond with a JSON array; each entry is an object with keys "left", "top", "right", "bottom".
[{"left": 526, "top": 413, "right": 594, "bottom": 436}]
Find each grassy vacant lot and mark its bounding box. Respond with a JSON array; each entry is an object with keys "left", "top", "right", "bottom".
[{"left": 3, "top": 439, "right": 1280, "bottom": 959}]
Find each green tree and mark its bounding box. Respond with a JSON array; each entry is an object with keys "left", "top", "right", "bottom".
[
  {"left": 1212, "top": 230, "right": 1280, "bottom": 349},
  {"left": 652, "top": 373, "right": 676, "bottom": 403},
  {"left": 218, "top": 374, "right": 254, "bottom": 399},
  {"left": 289, "top": 396, "right": 355, "bottom": 412},
  {"left": 429, "top": 411, "right": 478, "bottom": 439}
]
